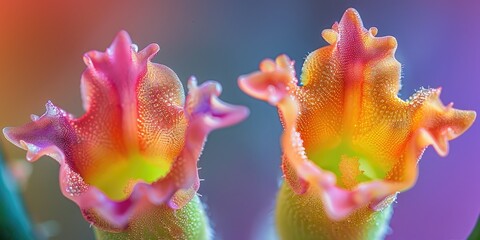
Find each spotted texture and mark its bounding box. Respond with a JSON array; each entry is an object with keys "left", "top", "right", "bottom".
[
  {"left": 94, "top": 195, "right": 211, "bottom": 240},
  {"left": 3, "top": 31, "right": 248, "bottom": 231},
  {"left": 136, "top": 64, "right": 187, "bottom": 159},
  {"left": 276, "top": 183, "right": 392, "bottom": 240},
  {"left": 238, "top": 8, "right": 475, "bottom": 221}
]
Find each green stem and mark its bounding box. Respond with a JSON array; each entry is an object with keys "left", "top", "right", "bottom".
[
  {"left": 276, "top": 183, "right": 392, "bottom": 240},
  {"left": 468, "top": 216, "right": 480, "bottom": 240},
  {"left": 0, "top": 147, "right": 34, "bottom": 240},
  {"left": 94, "top": 195, "right": 211, "bottom": 240}
]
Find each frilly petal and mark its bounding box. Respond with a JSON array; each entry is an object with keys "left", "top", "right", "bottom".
[
  {"left": 3, "top": 101, "right": 72, "bottom": 164},
  {"left": 239, "top": 8, "right": 475, "bottom": 220},
  {"left": 3, "top": 31, "right": 248, "bottom": 230}
]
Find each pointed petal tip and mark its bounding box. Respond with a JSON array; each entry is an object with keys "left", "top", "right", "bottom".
[
  {"left": 150, "top": 43, "right": 160, "bottom": 52},
  {"left": 453, "top": 110, "right": 477, "bottom": 137},
  {"left": 341, "top": 8, "right": 363, "bottom": 26},
  {"left": 237, "top": 74, "right": 271, "bottom": 104},
  {"left": 443, "top": 102, "right": 476, "bottom": 137},
  {"left": 276, "top": 54, "right": 293, "bottom": 68},
  {"left": 345, "top": 7, "right": 359, "bottom": 15},
  {"left": 204, "top": 80, "right": 222, "bottom": 96},
  {"left": 239, "top": 105, "right": 250, "bottom": 119},
  {"left": 238, "top": 55, "right": 297, "bottom": 106},
  {"left": 2, "top": 127, "right": 10, "bottom": 136},
  {"left": 466, "top": 110, "right": 476, "bottom": 124},
  {"left": 259, "top": 58, "right": 276, "bottom": 72},
  {"left": 30, "top": 114, "right": 39, "bottom": 121},
  {"left": 137, "top": 43, "right": 160, "bottom": 62},
  {"left": 188, "top": 78, "right": 221, "bottom": 96},
  {"left": 114, "top": 30, "right": 132, "bottom": 45},
  {"left": 147, "top": 43, "right": 160, "bottom": 55},
  {"left": 107, "top": 30, "right": 133, "bottom": 57},
  {"left": 321, "top": 29, "right": 339, "bottom": 45},
  {"left": 83, "top": 54, "right": 93, "bottom": 67},
  {"left": 226, "top": 104, "right": 250, "bottom": 124},
  {"left": 83, "top": 50, "right": 107, "bottom": 68},
  {"left": 237, "top": 75, "right": 248, "bottom": 90},
  {"left": 2, "top": 127, "right": 25, "bottom": 151},
  {"left": 453, "top": 109, "right": 476, "bottom": 137},
  {"left": 187, "top": 75, "right": 198, "bottom": 87},
  {"left": 2, "top": 127, "right": 16, "bottom": 144},
  {"left": 185, "top": 79, "right": 249, "bottom": 130},
  {"left": 45, "top": 100, "right": 61, "bottom": 116}
]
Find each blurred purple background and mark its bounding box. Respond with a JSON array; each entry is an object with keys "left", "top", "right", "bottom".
[{"left": 0, "top": 1, "right": 478, "bottom": 239}]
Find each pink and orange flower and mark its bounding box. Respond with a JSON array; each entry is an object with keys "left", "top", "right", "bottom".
[
  {"left": 3, "top": 31, "right": 248, "bottom": 230},
  {"left": 239, "top": 8, "right": 475, "bottom": 220}
]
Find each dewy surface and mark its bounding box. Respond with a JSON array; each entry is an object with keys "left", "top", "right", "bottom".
[
  {"left": 239, "top": 8, "right": 475, "bottom": 220},
  {"left": 3, "top": 31, "right": 248, "bottom": 230}
]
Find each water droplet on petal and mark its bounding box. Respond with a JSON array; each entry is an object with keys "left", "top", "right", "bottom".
[{"left": 131, "top": 44, "right": 139, "bottom": 52}]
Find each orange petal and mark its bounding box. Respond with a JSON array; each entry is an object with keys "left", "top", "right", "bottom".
[
  {"left": 239, "top": 8, "right": 475, "bottom": 220},
  {"left": 4, "top": 31, "right": 248, "bottom": 229}
]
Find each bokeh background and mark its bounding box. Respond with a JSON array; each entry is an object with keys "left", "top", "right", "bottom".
[{"left": 0, "top": 0, "right": 479, "bottom": 239}]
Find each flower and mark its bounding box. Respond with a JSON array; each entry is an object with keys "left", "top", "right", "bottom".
[
  {"left": 238, "top": 8, "right": 475, "bottom": 221},
  {"left": 3, "top": 31, "right": 248, "bottom": 231}
]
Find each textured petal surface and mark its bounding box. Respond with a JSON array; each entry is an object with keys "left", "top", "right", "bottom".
[
  {"left": 3, "top": 31, "right": 248, "bottom": 229},
  {"left": 239, "top": 8, "right": 475, "bottom": 220}
]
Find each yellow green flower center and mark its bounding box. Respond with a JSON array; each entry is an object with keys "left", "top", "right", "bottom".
[
  {"left": 308, "top": 141, "right": 388, "bottom": 189},
  {"left": 85, "top": 153, "right": 172, "bottom": 200}
]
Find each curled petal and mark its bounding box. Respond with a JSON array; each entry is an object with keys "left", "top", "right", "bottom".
[
  {"left": 186, "top": 77, "right": 249, "bottom": 132},
  {"left": 3, "top": 101, "right": 72, "bottom": 164},
  {"left": 4, "top": 31, "right": 248, "bottom": 230},
  {"left": 239, "top": 8, "right": 475, "bottom": 220}
]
